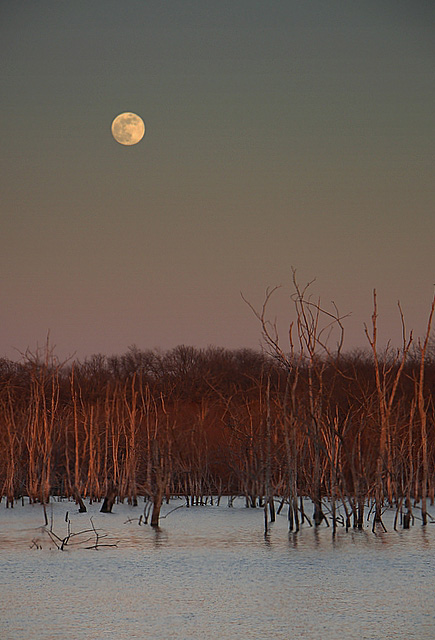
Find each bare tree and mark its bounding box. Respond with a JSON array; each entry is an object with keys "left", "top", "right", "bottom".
[
  {"left": 244, "top": 269, "right": 348, "bottom": 527},
  {"left": 364, "top": 291, "right": 413, "bottom": 529},
  {"left": 414, "top": 294, "right": 435, "bottom": 524}
]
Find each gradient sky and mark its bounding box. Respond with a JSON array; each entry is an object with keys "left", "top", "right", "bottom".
[{"left": 1, "top": 1, "right": 434, "bottom": 361}]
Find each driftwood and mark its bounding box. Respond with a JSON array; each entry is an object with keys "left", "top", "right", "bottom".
[{"left": 35, "top": 510, "right": 118, "bottom": 551}]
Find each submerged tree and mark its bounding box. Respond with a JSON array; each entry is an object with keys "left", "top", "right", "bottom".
[
  {"left": 0, "top": 293, "right": 434, "bottom": 533},
  {"left": 244, "top": 269, "right": 348, "bottom": 528},
  {"left": 364, "top": 291, "right": 413, "bottom": 530},
  {"left": 414, "top": 294, "right": 435, "bottom": 525}
]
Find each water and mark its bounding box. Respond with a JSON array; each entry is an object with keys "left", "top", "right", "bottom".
[{"left": 0, "top": 498, "right": 434, "bottom": 639}]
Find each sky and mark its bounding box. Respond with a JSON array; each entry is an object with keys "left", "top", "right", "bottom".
[{"left": 1, "top": 0, "right": 434, "bottom": 362}]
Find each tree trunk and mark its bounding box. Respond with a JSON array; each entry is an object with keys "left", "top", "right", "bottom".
[
  {"left": 73, "top": 486, "right": 87, "bottom": 513},
  {"left": 151, "top": 487, "right": 164, "bottom": 527},
  {"left": 100, "top": 484, "right": 117, "bottom": 513}
]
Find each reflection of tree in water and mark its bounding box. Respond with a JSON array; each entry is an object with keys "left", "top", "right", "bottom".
[{"left": 152, "top": 525, "right": 168, "bottom": 548}]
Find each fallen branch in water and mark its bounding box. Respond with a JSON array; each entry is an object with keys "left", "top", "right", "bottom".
[
  {"left": 85, "top": 516, "right": 119, "bottom": 550},
  {"left": 124, "top": 503, "right": 185, "bottom": 527},
  {"left": 36, "top": 510, "right": 118, "bottom": 550}
]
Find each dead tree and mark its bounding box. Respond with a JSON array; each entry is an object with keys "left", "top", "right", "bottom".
[
  {"left": 150, "top": 438, "right": 171, "bottom": 527},
  {"left": 100, "top": 482, "right": 117, "bottom": 513},
  {"left": 364, "top": 291, "right": 412, "bottom": 529},
  {"left": 414, "top": 293, "right": 435, "bottom": 525},
  {"left": 73, "top": 486, "right": 87, "bottom": 513},
  {"left": 244, "top": 269, "right": 348, "bottom": 528}
]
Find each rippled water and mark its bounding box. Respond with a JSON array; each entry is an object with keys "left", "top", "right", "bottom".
[{"left": 0, "top": 498, "right": 434, "bottom": 639}]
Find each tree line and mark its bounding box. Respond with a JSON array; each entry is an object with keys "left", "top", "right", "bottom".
[{"left": 1, "top": 280, "right": 434, "bottom": 530}]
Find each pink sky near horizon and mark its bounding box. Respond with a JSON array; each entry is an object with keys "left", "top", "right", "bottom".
[{"left": 1, "top": 1, "right": 434, "bottom": 362}]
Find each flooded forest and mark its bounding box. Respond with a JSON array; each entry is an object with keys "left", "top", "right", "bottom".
[{"left": 1, "top": 283, "right": 435, "bottom": 532}]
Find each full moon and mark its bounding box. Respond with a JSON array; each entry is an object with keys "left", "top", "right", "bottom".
[{"left": 111, "top": 112, "right": 145, "bottom": 145}]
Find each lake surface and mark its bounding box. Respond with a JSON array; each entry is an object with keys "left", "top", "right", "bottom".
[{"left": 0, "top": 497, "right": 434, "bottom": 639}]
